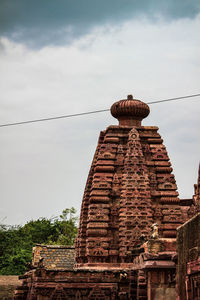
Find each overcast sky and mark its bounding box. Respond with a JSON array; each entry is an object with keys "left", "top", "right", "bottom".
[{"left": 0, "top": 0, "right": 200, "bottom": 225}]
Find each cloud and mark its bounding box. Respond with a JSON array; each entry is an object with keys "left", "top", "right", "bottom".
[
  {"left": 0, "top": 0, "right": 200, "bottom": 47},
  {"left": 0, "top": 15, "right": 200, "bottom": 224}
]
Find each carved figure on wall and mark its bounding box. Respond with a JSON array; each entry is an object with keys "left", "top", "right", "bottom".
[{"left": 151, "top": 223, "right": 159, "bottom": 239}]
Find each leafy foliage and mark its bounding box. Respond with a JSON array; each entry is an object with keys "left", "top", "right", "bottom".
[{"left": 0, "top": 207, "right": 78, "bottom": 275}]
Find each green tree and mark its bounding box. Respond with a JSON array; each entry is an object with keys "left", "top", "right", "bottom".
[
  {"left": 51, "top": 207, "right": 78, "bottom": 245},
  {"left": 0, "top": 207, "right": 78, "bottom": 275},
  {"left": 0, "top": 225, "right": 33, "bottom": 275}
]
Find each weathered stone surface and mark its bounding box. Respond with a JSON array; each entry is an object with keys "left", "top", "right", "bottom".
[
  {"left": 75, "top": 95, "right": 185, "bottom": 270},
  {"left": 14, "top": 95, "right": 199, "bottom": 300},
  {"left": 177, "top": 213, "right": 200, "bottom": 300}
]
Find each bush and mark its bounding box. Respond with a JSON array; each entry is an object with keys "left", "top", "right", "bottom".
[{"left": 0, "top": 207, "right": 78, "bottom": 275}]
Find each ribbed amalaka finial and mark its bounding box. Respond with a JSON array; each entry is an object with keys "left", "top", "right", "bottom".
[{"left": 110, "top": 94, "right": 150, "bottom": 126}]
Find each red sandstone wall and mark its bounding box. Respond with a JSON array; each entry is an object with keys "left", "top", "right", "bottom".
[{"left": 177, "top": 213, "right": 200, "bottom": 300}]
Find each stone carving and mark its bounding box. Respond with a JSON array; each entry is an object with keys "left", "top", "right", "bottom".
[
  {"left": 74, "top": 95, "right": 184, "bottom": 267},
  {"left": 151, "top": 223, "right": 159, "bottom": 239},
  {"left": 88, "top": 287, "right": 110, "bottom": 300},
  {"left": 120, "top": 272, "right": 128, "bottom": 281},
  {"left": 14, "top": 94, "right": 198, "bottom": 300}
]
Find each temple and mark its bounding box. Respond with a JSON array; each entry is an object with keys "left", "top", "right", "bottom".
[{"left": 14, "top": 95, "right": 200, "bottom": 299}]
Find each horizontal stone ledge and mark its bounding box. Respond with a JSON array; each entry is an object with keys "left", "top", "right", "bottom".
[
  {"left": 139, "top": 133, "right": 160, "bottom": 138},
  {"left": 33, "top": 282, "right": 119, "bottom": 287},
  {"left": 89, "top": 196, "right": 110, "bottom": 203},
  {"left": 86, "top": 237, "right": 111, "bottom": 242},
  {"left": 98, "top": 154, "right": 116, "bottom": 160},
  {"left": 161, "top": 224, "right": 182, "bottom": 230},
  {"left": 146, "top": 138, "right": 163, "bottom": 144},
  {"left": 151, "top": 191, "right": 179, "bottom": 197},
  {"left": 159, "top": 197, "right": 180, "bottom": 203},
  {"left": 93, "top": 172, "right": 114, "bottom": 178},
  {"left": 87, "top": 221, "right": 109, "bottom": 226},
  {"left": 154, "top": 161, "right": 171, "bottom": 166},
  {"left": 90, "top": 190, "right": 110, "bottom": 196},
  {"left": 94, "top": 166, "right": 115, "bottom": 172},
  {"left": 86, "top": 229, "right": 108, "bottom": 237},
  {"left": 141, "top": 260, "right": 176, "bottom": 269},
  {"left": 96, "top": 160, "right": 115, "bottom": 165},
  {"left": 155, "top": 167, "right": 173, "bottom": 173},
  {"left": 142, "top": 252, "right": 177, "bottom": 261},
  {"left": 104, "top": 137, "right": 119, "bottom": 143}
]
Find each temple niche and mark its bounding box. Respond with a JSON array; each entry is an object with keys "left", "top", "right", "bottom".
[{"left": 14, "top": 95, "right": 200, "bottom": 300}]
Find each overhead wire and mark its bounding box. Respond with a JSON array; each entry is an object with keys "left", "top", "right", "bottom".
[{"left": 0, "top": 93, "right": 200, "bottom": 128}]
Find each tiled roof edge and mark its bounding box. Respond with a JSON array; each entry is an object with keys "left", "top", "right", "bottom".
[{"left": 35, "top": 244, "right": 75, "bottom": 249}]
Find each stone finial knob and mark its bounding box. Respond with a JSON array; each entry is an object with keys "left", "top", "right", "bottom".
[{"left": 110, "top": 94, "right": 150, "bottom": 127}]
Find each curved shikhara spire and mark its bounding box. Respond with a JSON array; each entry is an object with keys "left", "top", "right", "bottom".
[
  {"left": 75, "top": 96, "right": 183, "bottom": 270},
  {"left": 118, "top": 128, "right": 153, "bottom": 259}
]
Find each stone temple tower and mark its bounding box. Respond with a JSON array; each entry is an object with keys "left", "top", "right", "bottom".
[
  {"left": 75, "top": 94, "right": 183, "bottom": 270},
  {"left": 15, "top": 94, "right": 198, "bottom": 299}
]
